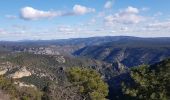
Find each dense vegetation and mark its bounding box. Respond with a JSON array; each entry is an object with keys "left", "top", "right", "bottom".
[
  {"left": 67, "top": 67, "right": 109, "bottom": 100},
  {"left": 122, "top": 59, "right": 170, "bottom": 100}
]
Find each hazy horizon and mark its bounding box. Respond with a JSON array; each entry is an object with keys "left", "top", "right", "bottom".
[{"left": 1, "top": 35, "right": 170, "bottom": 42}]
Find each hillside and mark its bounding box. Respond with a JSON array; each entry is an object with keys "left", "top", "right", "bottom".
[
  {"left": 0, "top": 51, "right": 116, "bottom": 99},
  {"left": 0, "top": 36, "right": 170, "bottom": 100},
  {"left": 1, "top": 36, "right": 170, "bottom": 68},
  {"left": 0, "top": 52, "right": 169, "bottom": 100},
  {"left": 73, "top": 36, "right": 170, "bottom": 67}
]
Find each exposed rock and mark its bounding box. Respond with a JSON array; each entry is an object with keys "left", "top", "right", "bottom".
[
  {"left": 55, "top": 56, "right": 66, "bottom": 63},
  {"left": 112, "top": 61, "right": 127, "bottom": 72},
  {"left": 10, "top": 67, "right": 31, "bottom": 79},
  {"left": 14, "top": 81, "right": 36, "bottom": 88},
  {"left": 27, "top": 47, "right": 60, "bottom": 55},
  {"left": 0, "top": 69, "right": 8, "bottom": 75},
  {"left": 0, "top": 62, "right": 13, "bottom": 71}
]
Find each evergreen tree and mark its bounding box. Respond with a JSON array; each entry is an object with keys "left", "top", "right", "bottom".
[
  {"left": 122, "top": 60, "right": 170, "bottom": 100},
  {"left": 67, "top": 67, "right": 109, "bottom": 100}
]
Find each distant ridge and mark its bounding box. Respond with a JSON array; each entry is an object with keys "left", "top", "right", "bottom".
[{"left": 1, "top": 36, "right": 170, "bottom": 42}]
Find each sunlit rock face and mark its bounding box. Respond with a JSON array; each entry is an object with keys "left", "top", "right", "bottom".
[
  {"left": 0, "top": 69, "right": 8, "bottom": 75},
  {"left": 10, "top": 67, "right": 32, "bottom": 79},
  {"left": 0, "top": 62, "right": 13, "bottom": 75}
]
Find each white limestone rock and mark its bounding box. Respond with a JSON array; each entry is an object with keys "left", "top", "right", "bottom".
[{"left": 10, "top": 67, "right": 31, "bottom": 79}]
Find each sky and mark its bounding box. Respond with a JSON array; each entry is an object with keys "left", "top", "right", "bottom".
[{"left": 0, "top": 0, "right": 170, "bottom": 41}]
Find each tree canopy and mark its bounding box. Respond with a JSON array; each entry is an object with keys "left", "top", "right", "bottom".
[
  {"left": 122, "top": 62, "right": 170, "bottom": 100},
  {"left": 67, "top": 67, "right": 109, "bottom": 100}
]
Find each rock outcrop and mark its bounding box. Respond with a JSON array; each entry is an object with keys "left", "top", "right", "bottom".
[
  {"left": 10, "top": 67, "right": 31, "bottom": 79},
  {"left": 0, "top": 69, "right": 8, "bottom": 75},
  {"left": 14, "top": 81, "right": 36, "bottom": 88}
]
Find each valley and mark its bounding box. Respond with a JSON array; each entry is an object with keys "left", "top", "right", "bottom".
[{"left": 0, "top": 36, "right": 170, "bottom": 100}]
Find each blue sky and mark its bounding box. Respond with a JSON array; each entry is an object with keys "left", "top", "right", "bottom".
[{"left": 0, "top": 0, "right": 170, "bottom": 41}]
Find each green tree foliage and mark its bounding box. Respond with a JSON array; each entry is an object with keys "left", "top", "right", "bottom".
[
  {"left": 122, "top": 61, "right": 170, "bottom": 100},
  {"left": 67, "top": 67, "right": 109, "bottom": 100}
]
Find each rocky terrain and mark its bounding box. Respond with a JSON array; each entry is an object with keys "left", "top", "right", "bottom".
[
  {"left": 0, "top": 50, "right": 116, "bottom": 99},
  {"left": 0, "top": 36, "right": 170, "bottom": 100},
  {"left": 73, "top": 36, "right": 170, "bottom": 67}
]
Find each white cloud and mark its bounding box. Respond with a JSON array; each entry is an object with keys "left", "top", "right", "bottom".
[
  {"left": 57, "top": 25, "right": 82, "bottom": 34},
  {"left": 147, "top": 21, "right": 170, "bottom": 29},
  {"left": 125, "top": 6, "right": 139, "bottom": 14},
  {"left": 73, "top": 5, "right": 95, "bottom": 15},
  {"left": 21, "top": 7, "right": 61, "bottom": 20},
  {"left": 20, "top": 5, "right": 95, "bottom": 20},
  {"left": 104, "top": 1, "right": 113, "bottom": 9},
  {"left": 120, "top": 27, "right": 128, "bottom": 32},
  {"left": 20, "top": 7, "right": 62, "bottom": 20},
  {"left": 104, "top": 6, "right": 144, "bottom": 25},
  {"left": 57, "top": 26, "right": 74, "bottom": 33},
  {"left": 87, "top": 18, "right": 96, "bottom": 25},
  {"left": 0, "top": 29, "right": 8, "bottom": 35},
  {"left": 104, "top": 15, "right": 115, "bottom": 26}
]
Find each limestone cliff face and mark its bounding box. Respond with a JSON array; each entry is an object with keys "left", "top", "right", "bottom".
[
  {"left": 0, "top": 69, "right": 8, "bottom": 75},
  {"left": 10, "top": 67, "right": 31, "bottom": 79}
]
